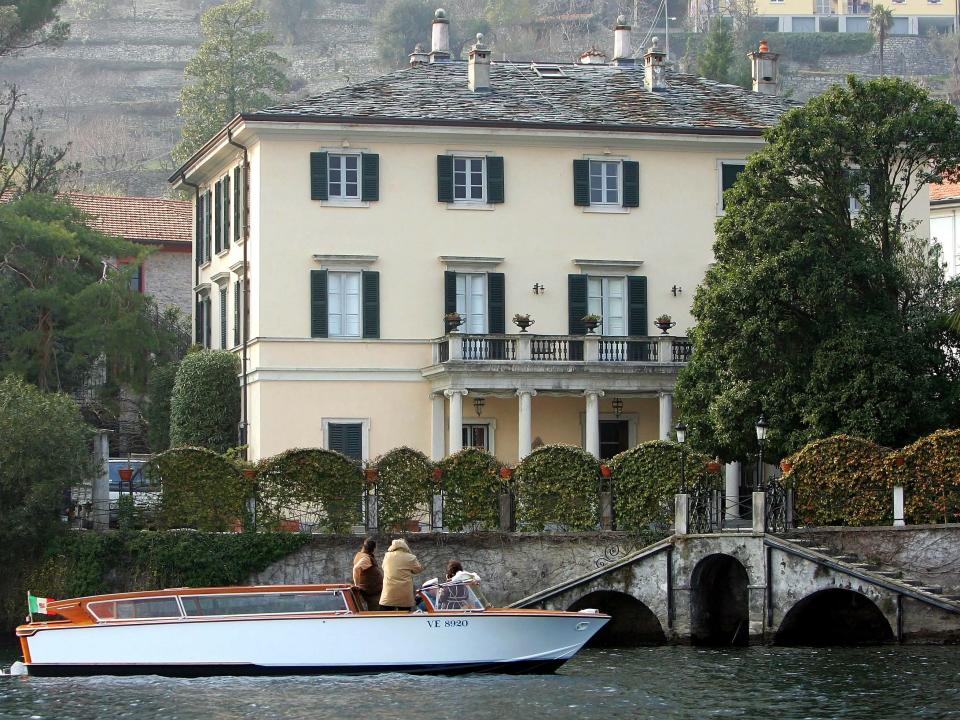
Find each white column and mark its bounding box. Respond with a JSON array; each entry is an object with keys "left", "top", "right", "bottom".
[
  {"left": 445, "top": 389, "right": 467, "bottom": 455},
  {"left": 92, "top": 429, "right": 112, "bottom": 531},
  {"left": 430, "top": 392, "right": 445, "bottom": 461},
  {"left": 658, "top": 391, "right": 673, "bottom": 440},
  {"left": 584, "top": 390, "right": 604, "bottom": 457},
  {"left": 893, "top": 486, "right": 905, "bottom": 527},
  {"left": 517, "top": 389, "right": 536, "bottom": 459},
  {"left": 725, "top": 461, "right": 742, "bottom": 520}
]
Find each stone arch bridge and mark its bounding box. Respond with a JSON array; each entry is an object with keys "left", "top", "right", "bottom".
[{"left": 511, "top": 533, "right": 960, "bottom": 645}]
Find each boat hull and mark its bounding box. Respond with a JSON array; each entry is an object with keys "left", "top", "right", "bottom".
[{"left": 22, "top": 612, "right": 606, "bottom": 677}]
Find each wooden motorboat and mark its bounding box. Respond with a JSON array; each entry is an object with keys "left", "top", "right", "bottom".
[{"left": 16, "top": 580, "right": 608, "bottom": 677}]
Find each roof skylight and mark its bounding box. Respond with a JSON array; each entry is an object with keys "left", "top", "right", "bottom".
[{"left": 531, "top": 64, "right": 567, "bottom": 79}]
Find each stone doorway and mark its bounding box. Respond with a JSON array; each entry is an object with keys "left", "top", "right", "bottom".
[
  {"left": 690, "top": 554, "right": 750, "bottom": 646},
  {"left": 774, "top": 589, "right": 894, "bottom": 646},
  {"left": 568, "top": 590, "right": 665, "bottom": 647}
]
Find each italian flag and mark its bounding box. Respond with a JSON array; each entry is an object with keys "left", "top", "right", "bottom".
[{"left": 27, "top": 593, "right": 55, "bottom": 615}]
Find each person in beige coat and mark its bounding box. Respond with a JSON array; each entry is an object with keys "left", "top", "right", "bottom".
[{"left": 379, "top": 538, "right": 423, "bottom": 611}]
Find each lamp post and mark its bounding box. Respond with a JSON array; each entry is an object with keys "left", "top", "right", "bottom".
[
  {"left": 676, "top": 420, "right": 687, "bottom": 493},
  {"left": 755, "top": 414, "right": 769, "bottom": 491}
]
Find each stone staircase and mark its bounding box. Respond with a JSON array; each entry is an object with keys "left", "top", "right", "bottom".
[{"left": 780, "top": 534, "right": 960, "bottom": 606}]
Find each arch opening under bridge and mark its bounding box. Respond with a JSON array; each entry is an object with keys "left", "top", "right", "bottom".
[
  {"left": 775, "top": 588, "right": 894, "bottom": 646},
  {"left": 567, "top": 590, "right": 665, "bottom": 647},
  {"left": 690, "top": 553, "right": 750, "bottom": 647}
]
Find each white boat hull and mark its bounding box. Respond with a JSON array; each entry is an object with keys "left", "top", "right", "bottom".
[{"left": 23, "top": 612, "right": 608, "bottom": 676}]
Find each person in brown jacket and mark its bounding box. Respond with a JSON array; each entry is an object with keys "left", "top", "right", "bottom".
[
  {"left": 352, "top": 538, "right": 383, "bottom": 611},
  {"left": 379, "top": 538, "right": 423, "bottom": 611}
]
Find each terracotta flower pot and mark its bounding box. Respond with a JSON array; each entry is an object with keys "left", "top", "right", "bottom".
[
  {"left": 779, "top": 460, "right": 793, "bottom": 473},
  {"left": 499, "top": 466, "right": 513, "bottom": 480},
  {"left": 432, "top": 467, "right": 443, "bottom": 482},
  {"left": 600, "top": 464, "right": 612, "bottom": 478},
  {"left": 242, "top": 468, "right": 256, "bottom": 479},
  {"left": 894, "top": 455, "right": 905, "bottom": 467},
  {"left": 118, "top": 467, "right": 133, "bottom": 482},
  {"left": 365, "top": 467, "right": 379, "bottom": 482},
  {"left": 707, "top": 460, "right": 722, "bottom": 473}
]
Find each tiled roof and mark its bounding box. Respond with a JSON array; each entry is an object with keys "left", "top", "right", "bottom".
[
  {"left": 63, "top": 193, "right": 192, "bottom": 245},
  {"left": 931, "top": 181, "right": 960, "bottom": 203},
  {"left": 249, "top": 61, "right": 793, "bottom": 134}
]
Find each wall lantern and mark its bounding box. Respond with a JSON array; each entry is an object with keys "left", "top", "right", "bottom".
[
  {"left": 612, "top": 397, "right": 624, "bottom": 418},
  {"left": 532, "top": 283, "right": 545, "bottom": 295},
  {"left": 473, "top": 396, "right": 485, "bottom": 416}
]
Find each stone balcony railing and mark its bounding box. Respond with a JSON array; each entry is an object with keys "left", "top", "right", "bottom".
[{"left": 433, "top": 334, "right": 692, "bottom": 365}]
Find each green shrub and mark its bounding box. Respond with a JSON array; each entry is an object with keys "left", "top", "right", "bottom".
[
  {"left": 148, "top": 446, "right": 252, "bottom": 531},
  {"left": 513, "top": 444, "right": 600, "bottom": 531},
  {"left": 900, "top": 429, "right": 960, "bottom": 524},
  {"left": 169, "top": 350, "right": 240, "bottom": 452},
  {"left": 438, "top": 447, "right": 502, "bottom": 531},
  {"left": 784, "top": 435, "right": 893, "bottom": 526},
  {"left": 609, "top": 440, "right": 718, "bottom": 532},
  {"left": 145, "top": 361, "right": 179, "bottom": 452},
  {"left": 256, "top": 448, "right": 365, "bottom": 533},
  {"left": 374, "top": 446, "right": 434, "bottom": 532}
]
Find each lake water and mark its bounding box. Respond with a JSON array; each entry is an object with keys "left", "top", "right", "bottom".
[{"left": 2, "top": 644, "right": 958, "bottom": 720}]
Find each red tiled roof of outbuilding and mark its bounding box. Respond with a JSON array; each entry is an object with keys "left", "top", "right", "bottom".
[
  {"left": 63, "top": 193, "right": 192, "bottom": 246},
  {"left": 931, "top": 181, "right": 960, "bottom": 203}
]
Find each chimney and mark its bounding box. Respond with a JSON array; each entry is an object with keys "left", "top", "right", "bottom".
[
  {"left": 430, "top": 8, "right": 450, "bottom": 63},
  {"left": 613, "top": 15, "right": 633, "bottom": 67},
  {"left": 643, "top": 37, "right": 667, "bottom": 91},
  {"left": 468, "top": 33, "right": 491, "bottom": 92},
  {"left": 578, "top": 46, "right": 606, "bottom": 65},
  {"left": 747, "top": 39, "right": 779, "bottom": 95},
  {"left": 409, "top": 43, "right": 429, "bottom": 66}
]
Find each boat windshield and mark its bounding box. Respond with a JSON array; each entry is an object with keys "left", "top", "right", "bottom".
[{"left": 419, "top": 581, "right": 489, "bottom": 612}]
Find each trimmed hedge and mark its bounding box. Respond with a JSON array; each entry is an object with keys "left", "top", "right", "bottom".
[
  {"left": 145, "top": 361, "right": 179, "bottom": 452},
  {"left": 256, "top": 448, "right": 364, "bottom": 533},
  {"left": 148, "top": 446, "right": 252, "bottom": 531},
  {"left": 783, "top": 435, "right": 894, "bottom": 526},
  {"left": 169, "top": 350, "right": 240, "bottom": 453},
  {"left": 900, "top": 429, "right": 960, "bottom": 524},
  {"left": 513, "top": 444, "right": 601, "bottom": 531},
  {"left": 374, "top": 446, "right": 434, "bottom": 532},
  {"left": 437, "top": 447, "right": 503, "bottom": 531},
  {"left": 609, "top": 440, "right": 719, "bottom": 531}
]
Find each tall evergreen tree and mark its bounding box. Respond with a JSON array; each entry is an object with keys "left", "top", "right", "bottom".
[
  {"left": 675, "top": 77, "right": 960, "bottom": 461},
  {"left": 173, "top": 0, "right": 290, "bottom": 164},
  {"left": 0, "top": 0, "right": 69, "bottom": 56},
  {"left": 698, "top": 21, "right": 735, "bottom": 84}
]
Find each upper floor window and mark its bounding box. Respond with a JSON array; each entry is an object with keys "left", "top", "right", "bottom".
[
  {"left": 456, "top": 273, "right": 487, "bottom": 334},
  {"left": 329, "top": 154, "right": 360, "bottom": 200},
  {"left": 590, "top": 160, "right": 621, "bottom": 205},
  {"left": 454, "top": 157, "right": 486, "bottom": 202},
  {"left": 310, "top": 269, "right": 379, "bottom": 339},
  {"left": 328, "top": 271, "right": 361, "bottom": 337},
  {"left": 573, "top": 159, "right": 639, "bottom": 209},
  {"left": 588, "top": 276, "right": 626, "bottom": 336},
  {"left": 719, "top": 161, "right": 747, "bottom": 213}
]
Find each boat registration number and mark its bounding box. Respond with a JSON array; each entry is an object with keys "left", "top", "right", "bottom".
[{"left": 426, "top": 619, "right": 469, "bottom": 628}]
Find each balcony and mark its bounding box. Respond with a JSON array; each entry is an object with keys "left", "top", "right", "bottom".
[{"left": 433, "top": 333, "right": 692, "bottom": 365}]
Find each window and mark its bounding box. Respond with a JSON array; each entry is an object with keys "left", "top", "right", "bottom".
[
  {"left": 589, "top": 160, "right": 620, "bottom": 205},
  {"left": 531, "top": 64, "right": 566, "bottom": 78},
  {"left": 719, "top": 161, "right": 747, "bottom": 212},
  {"left": 462, "top": 424, "right": 490, "bottom": 451},
  {"left": 327, "top": 421, "right": 363, "bottom": 461},
  {"left": 88, "top": 596, "right": 182, "bottom": 621},
  {"left": 328, "top": 271, "right": 361, "bottom": 337},
  {"left": 195, "top": 293, "right": 211, "bottom": 348},
  {"left": 454, "top": 157, "right": 486, "bottom": 202},
  {"left": 847, "top": 168, "right": 869, "bottom": 216},
  {"left": 456, "top": 273, "right": 487, "bottom": 334},
  {"left": 219, "top": 286, "right": 228, "bottom": 349},
  {"left": 328, "top": 154, "right": 360, "bottom": 199},
  {"left": 181, "top": 591, "right": 347, "bottom": 617},
  {"left": 588, "top": 276, "right": 626, "bottom": 336}
]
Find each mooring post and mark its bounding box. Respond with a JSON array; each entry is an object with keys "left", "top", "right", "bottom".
[
  {"left": 366, "top": 490, "right": 378, "bottom": 532},
  {"left": 893, "top": 486, "right": 905, "bottom": 527},
  {"left": 499, "top": 491, "right": 514, "bottom": 532},
  {"left": 674, "top": 493, "right": 690, "bottom": 535},
  {"left": 432, "top": 493, "right": 443, "bottom": 531},
  {"left": 600, "top": 491, "right": 614, "bottom": 530},
  {"left": 752, "top": 491, "right": 766, "bottom": 533}
]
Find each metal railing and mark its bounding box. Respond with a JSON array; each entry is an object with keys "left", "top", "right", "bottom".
[{"left": 436, "top": 333, "right": 691, "bottom": 365}]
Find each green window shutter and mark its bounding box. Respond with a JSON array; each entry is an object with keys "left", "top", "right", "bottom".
[
  {"left": 444, "top": 270, "right": 457, "bottom": 332},
  {"left": 627, "top": 276, "right": 648, "bottom": 337},
  {"left": 437, "top": 155, "right": 453, "bottom": 203},
  {"left": 361, "top": 153, "right": 379, "bottom": 202},
  {"left": 487, "top": 272, "right": 505, "bottom": 333},
  {"left": 233, "top": 279, "right": 240, "bottom": 347},
  {"left": 204, "top": 297, "right": 212, "bottom": 348},
  {"left": 204, "top": 190, "right": 212, "bottom": 261},
  {"left": 568, "top": 274, "right": 588, "bottom": 335},
  {"left": 310, "top": 269, "right": 328, "bottom": 338},
  {"left": 361, "top": 270, "right": 380, "bottom": 339},
  {"left": 329, "top": 422, "right": 362, "bottom": 461},
  {"left": 195, "top": 296, "right": 202, "bottom": 343},
  {"left": 233, "top": 166, "right": 242, "bottom": 241},
  {"left": 219, "top": 286, "right": 227, "bottom": 348},
  {"left": 223, "top": 174, "right": 231, "bottom": 249},
  {"left": 214, "top": 180, "right": 222, "bottom": 253},
  {"left": 310, "top": 152, "right": 328, "bottom": 201},
  {"left": 573, "top": 159, "right": 590, "bottom": 206},
  {"left": 622, "top": 161, "right": 640, "bottom": 208},
  {"left": 486, "top": 156, "right": 504, "bottom": 204},
  {"left": 195, "top": 195, "right": 203, "bottom": 265}
]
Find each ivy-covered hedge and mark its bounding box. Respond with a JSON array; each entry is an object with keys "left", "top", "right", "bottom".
[
  {"left": 169, "top": 350, "right": 240, "bottom": 453},
  {"left": 900, "top": 429, "right": 960, "bottom": 524},
  {"left": 513, "top": 444, "right": 600, "bottom": 531},
  {"left": 437, "top": 447, "right": 502, "bottom": 531},
  {"left": 783, "top": 435, "right": 894, "bottom": 526},
  {"left": 256, "top": 448, "right": 364, "bottom": 533},
  {"left": 145, "top": 361, "right": 179, "bottom": 452},
  {"left": 609, "top": 441, "right": 719, "bottom": 531},
  {"left": 148, "top": 447, "right": 252, "bottom": 531},
  {"left": 374, "top": 446, "right": 434, "bottom": 531}
]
